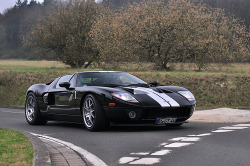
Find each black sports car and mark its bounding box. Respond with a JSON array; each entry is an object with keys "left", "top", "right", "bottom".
[{"left": 25, "top": 71, "right": 196, "bottom": 131}]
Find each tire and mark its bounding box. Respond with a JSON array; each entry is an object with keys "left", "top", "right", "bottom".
[
  {"left": 82, "top": 94, "right": 110, "bottom": 131},
  {"left": 25, "top": 92, "right": 47, "bottom": 125}
]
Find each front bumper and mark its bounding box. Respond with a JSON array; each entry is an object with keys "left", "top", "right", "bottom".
[{"left": 103, "top": 105, "right": 195, "bottom": 124}]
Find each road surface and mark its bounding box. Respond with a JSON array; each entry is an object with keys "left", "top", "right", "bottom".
[{"left": 0, "top": 108, "right": 249, "bottom": 166}]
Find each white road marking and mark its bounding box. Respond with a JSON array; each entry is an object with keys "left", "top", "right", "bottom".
[
  {"left": 164, "top": 142, "right": 193, "bottom": 148},
  {"left": 130, "top": 152, "right": 150, "bottom": 155},
  {"left": 0, "top": 110, "right": 24, "bottom": 114},
  {"left": 119, "top": 123, "right": 250, "bottom": 165},
  {"left": 40, "top": 137, "right": 67, "bottom": 146},
  {"left": 158, "top": 142, "right": 168, "bottom": 147},
  {"left": 151, "top": 149, "right": 171, "bottom": 156},
  {"left": 188, "top": 133, "right": 212, "bottom": 137},
  {"left": 212, "top": 130, "right": 234, "bottom": 133},
  {"left": 119, "top": 157, "right": 139, "bottom": 164},
  {"left": 129, "top": 158, "right": 161, "bottom": 165},
  {"left": 233, "top": 124, "right": 250, "bottom": 127},
  {"left": 220, "top": 127, "right": 249, "bottom": 130},
  {"left": 30, "top": 133, "right": 108, "bottom": 166},
  {"left": 170, "top": 137, "right": 200, "bottom": 142}
]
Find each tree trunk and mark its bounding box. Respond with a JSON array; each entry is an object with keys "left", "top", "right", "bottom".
[{"left": 84, "top": 60, "right": 93, "bottom": 68}]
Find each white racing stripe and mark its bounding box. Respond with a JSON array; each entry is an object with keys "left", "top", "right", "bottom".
[
  {"left": 134, "top": 87, "right": 180, "bottom": 107},
  {"left": 30, "top": 133, "right": 107, "bottom": 166},
  {"left": 158, "top": 93, "right": 180, "bottom": 107},
  {"left": 147, "top": 93, "right": 170, "bottom": 107}
]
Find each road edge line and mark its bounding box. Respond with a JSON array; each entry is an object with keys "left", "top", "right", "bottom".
[{"left": 30, "top": 133, "right": 108, "bottom": 166}]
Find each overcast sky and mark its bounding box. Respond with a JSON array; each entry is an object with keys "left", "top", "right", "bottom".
[
  {"left": 0, "top": 0, "right": 44, "bottom": 14},
  {"left": 0, "top": 0, "right": 102, "bottom": 14}
]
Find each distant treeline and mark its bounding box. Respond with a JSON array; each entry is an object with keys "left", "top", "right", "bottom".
[
  {"left": 0, "top": 0, "right": 249, "bottom": 62},
  {"left": 103, "top": 0, "right": 250, "bottom": 27},
  {"left": 0, "top": 0, "right": 55, "bottom": 59}
]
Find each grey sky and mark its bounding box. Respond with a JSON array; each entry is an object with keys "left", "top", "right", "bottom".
[
  {"left": 0, "top": 0, "right": 101, "bottom": 14},
  {"left": 0, "top": 0, "right": 44, "bottom": 14}
]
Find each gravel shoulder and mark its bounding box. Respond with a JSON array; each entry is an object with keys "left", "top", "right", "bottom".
[{"left": 189, "top": 108, "right": 250, "bottom": 123}]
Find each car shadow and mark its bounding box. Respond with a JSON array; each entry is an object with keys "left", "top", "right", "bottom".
[
  {"left": 45, "top": 121, "right": 187, "bottom": 132},
  {"left": 46, "top": 121, "right": 84, "bottom": 129},
  {"left": 108, "top": 123, "right": 187, "bottom": 132}
]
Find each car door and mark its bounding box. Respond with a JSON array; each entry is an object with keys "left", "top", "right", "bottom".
[{"left": 47, "top": 74, "right": 78, "bottom": 115}]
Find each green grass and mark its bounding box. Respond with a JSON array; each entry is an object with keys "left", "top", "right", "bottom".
[
  {"left": 0, "top": 128, "right": 33, "bottom": 166},
  {"left": 0, "top": 60, "right": 249, "bottom": 108},
  {"left": 0, "top": 60, "right": 249, "bottom": 76}
]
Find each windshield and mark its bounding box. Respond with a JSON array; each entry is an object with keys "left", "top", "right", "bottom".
[{"left": 76, "top": 72, "right": 147, "bottom": 87}]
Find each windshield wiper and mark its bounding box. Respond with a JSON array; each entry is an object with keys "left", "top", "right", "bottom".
[
  {"left": 103, "top": 84, "right": 124, "bottom": 87},
  {"left": 125, "top": 83, "right": 149, "bottom": 87}
]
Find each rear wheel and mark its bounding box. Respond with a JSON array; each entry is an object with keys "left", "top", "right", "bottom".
[
  {"left": 82, "top": 94, "right": 109, "bottom": 131},
  {"left": 25, "top": 92, "right": 47, "bottom": 125}
]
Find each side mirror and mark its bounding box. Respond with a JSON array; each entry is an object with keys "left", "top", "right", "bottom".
[
  {"left": 59, "top": 82, "right": 71, "bottom": 89},
  {"left": 149, "top": 81, "right": 159, "bottom": 87}
]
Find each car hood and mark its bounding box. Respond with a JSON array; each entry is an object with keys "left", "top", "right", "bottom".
[
  {"left": 106, "top": 86, "right": 194, "bottom": 107},
  {"left": 78, "top": 86, "right": 195, "bottom": 107}
]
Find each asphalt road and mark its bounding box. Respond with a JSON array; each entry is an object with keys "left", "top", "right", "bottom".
[{"left": 0, "top": 108, "right": 250, "bottom": 166}]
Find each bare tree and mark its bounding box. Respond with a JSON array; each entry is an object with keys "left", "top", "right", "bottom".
[
  {"left": 92, "top": 0, "right": 249, "bottom": 70},
  {"left": 25, "top": 0, "right": 101, "bottom": 68}
]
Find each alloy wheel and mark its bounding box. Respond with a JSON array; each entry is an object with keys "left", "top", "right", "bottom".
[
  {"left": 83, "top": 97, "right": 95, "bottom": 128},
  {"left": 26, "top": 96, "right": 35, "bottom": 122}
]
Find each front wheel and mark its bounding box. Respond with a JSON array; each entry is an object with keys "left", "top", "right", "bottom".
[
  {"left": 25, "top": 92, "right": 47, "bottom": 125},
  {"left": 82, "top": 94, "right": 109, "bottom": 131}
]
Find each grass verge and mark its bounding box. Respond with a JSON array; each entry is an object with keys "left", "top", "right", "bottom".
[
  {"left": 0, "top": 128, "right": 33, "bottom": 166},
  {"left": 0, "top": 60, "right": 249, "bottom": 108}
]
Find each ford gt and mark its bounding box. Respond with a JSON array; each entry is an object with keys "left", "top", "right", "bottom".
[{"left": 25, "top": 71, "right": 196, "bottom": 131}]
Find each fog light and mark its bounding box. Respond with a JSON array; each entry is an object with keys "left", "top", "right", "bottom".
[
  {"left": 192, "top": 104, "right": 196, "bottom": 111},
  {"left": 128, "top": 111, "right": 136, "bottom": 119},
  {"left": 190, "top": 105, "right": 196, "bottom": 116}
]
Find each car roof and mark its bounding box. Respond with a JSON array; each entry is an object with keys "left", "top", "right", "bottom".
[{"left": 76, "top": 71, "right": 123, "bottom": 74}]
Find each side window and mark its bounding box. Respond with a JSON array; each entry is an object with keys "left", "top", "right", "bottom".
[
  {"left": 69, "top": 74, "right": 77, "bottom": 87},
  {"left": 56, "top": 74, "right": 73, "bottom": 88},
  {"left": 76, "top": 74, "right": 101, "bottom": 87}
]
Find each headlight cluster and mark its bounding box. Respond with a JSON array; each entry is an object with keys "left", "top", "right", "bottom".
[
  {"left": 112, "top": 92, "right": 138, "bottom": 103},
  {"left": 178, "top": 91, "right": 195, "bottom": 101}
]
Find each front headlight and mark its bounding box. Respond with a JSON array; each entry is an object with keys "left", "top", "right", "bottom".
[
  {"left": 112, "top": 92, "right": 138, "bottom": 103},
  {"left": 178, "top": 91, "right": 195, "bottom": 101}
]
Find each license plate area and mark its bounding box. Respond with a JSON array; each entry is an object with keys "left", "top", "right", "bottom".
[{"left": 155, "top": 118, "right": 177, "bottom": 125}]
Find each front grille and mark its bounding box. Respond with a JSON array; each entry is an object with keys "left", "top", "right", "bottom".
[{"left": 142, "top": 107, "right": 192, "bottom": 119}]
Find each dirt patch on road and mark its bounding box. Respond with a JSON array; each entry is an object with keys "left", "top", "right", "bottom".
[{"left": 189, "top": 108, "right": 250, "bottom": 123}]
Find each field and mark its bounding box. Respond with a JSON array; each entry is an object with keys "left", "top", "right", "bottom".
[
  {"left": 0, "top": 60, "right": 249, "bottom": 108},
  {"left": 0, "top": 128, "right": 33, "bottom": 166}
]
